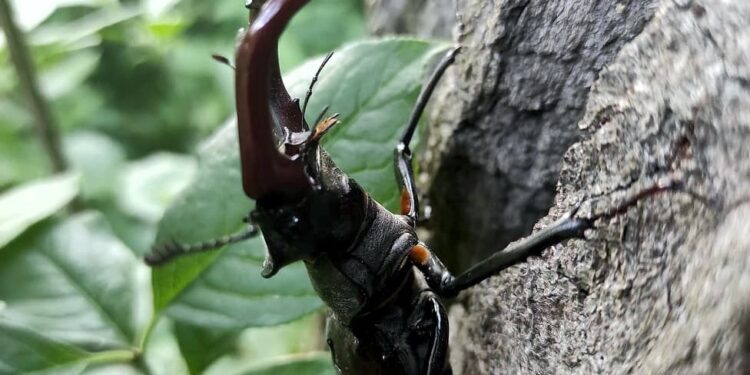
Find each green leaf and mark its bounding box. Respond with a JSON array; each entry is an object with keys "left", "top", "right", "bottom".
[
  {"left": 97, "top": 202, "right": 156, "bottom": 257},
  {"left": 117, "top": 153, "right": 197, "bottom": 223},
  {"left": 142, "top": 0, "right": 180, "bottom": 19},
  {"left": 0, "top": 212, "right": 149, "bottom": 351},
  {"left": 146, "top": 20, "right": 187, "bottom": 40},
  {"left": 63, "top": 131, "right": 126, "bottom": 200},
  {"left": 150, "top": 39, "right": 449, "bottom": 328},
  {"left": 8, "top": 0, "right": 98, "bottom": 31},
  {"left": 202, "top": 314, "right": 325, "bottom": 375},
  {"left": 277, "top": 0, "right": 366, "bottom": 72},
  {"left": 287, "top": 39, "right": 449, "bottom": 210},
  {"left": 150, "top": 123, "right": 320, "bottom": 328},
  {"left": 41, "top": 50, "right": 100, "bottom": 99},
  {"left": 80, "top": 363, "right": 136, "bottom": 375},
  {"left": 0, "top": 172, "right": 79, "bottom": 249},
  {"left": 0, "top": 103, "right": 47, "bottom": 188},
  {"left": 174, "top": 322, "right": 238, "bottom": 375},
  {"left": 141, "top": 319, "right": 189, "bottom": 375},
  {"left": 229, "top": 353, "right": 334, "bottom": 375},
  {"left": 34, "top": 362, "right": 87, "bottom": 375},
  {"left": 29, "top": 6, "right": 140, "bottom": 47},
  {"left": 0, "top": 318, "right": 89, "bottom": 375}
]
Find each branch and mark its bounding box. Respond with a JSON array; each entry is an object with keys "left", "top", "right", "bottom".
[{"left": 0, "top": 0, "right": 67, "bottom": 173}]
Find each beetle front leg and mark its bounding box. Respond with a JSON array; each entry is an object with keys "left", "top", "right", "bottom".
[
  {"left": 410, "top": 211, "right": 589, "bottom": 298},
  {"left": 395, "top": 48, "right": 459, "bottom": 225},
  {"left": 146, "top": 221, "right": 259, "bottom": 266}
]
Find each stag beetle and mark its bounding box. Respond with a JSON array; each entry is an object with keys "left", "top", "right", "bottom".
[{"left": 146, "top": 0, "right": 681, "bottom": 373}]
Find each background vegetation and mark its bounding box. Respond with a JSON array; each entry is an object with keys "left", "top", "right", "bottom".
[{"left": 0, "top": 0, "right": 447, "bottom": 374}]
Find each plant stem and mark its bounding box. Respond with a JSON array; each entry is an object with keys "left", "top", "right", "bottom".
[{"left": 0, "top": 0, "right": 68, "bottom": 173}]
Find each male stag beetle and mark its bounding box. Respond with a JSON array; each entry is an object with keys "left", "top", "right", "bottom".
[{"left": 146, "top": 0, "right": 681, "bottom": 374}]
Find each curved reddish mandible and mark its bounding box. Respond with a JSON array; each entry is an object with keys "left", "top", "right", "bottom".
[{"left": 235, "top": 0, "right": 311, "bottom": 201}]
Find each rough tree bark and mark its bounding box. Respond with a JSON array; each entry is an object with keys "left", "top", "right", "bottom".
[
  {"left": 365, "top": 0, "right": 455, "bottom": 39},
  {"left": 367, "top": 0, "right": 750, "bottom": 374},
  {"left": 370, "top": 0, "right": 660, "bottom": 272}
]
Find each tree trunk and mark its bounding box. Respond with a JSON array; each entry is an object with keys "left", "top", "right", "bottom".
[
  {"left": 365, "top": 0, "right": 455, "bottom": 39},
  {"left": 366, "top": 0, "right": 750, "bottom": 374}
]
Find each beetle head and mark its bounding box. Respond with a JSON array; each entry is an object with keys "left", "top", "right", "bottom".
[{"left": 235, "top": 0, "right": 367, "bottom": 277}]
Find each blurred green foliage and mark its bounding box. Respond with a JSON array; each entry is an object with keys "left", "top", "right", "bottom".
[
  {"left": 0, "top": 0, "right": 448, "bottom": 373},
  {"left": 0, "top": 0, "right": 366, "bottom": 188}
]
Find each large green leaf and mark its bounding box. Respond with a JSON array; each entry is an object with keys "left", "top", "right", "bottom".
[
  {"left": 0, "top": 318, "right": 89, "bottom": 375},
  {"left": 194, "top": 313, "right": 324, "bottom": 375},
  {"left": 117, "top": 152, "right": 197, "bottom": 223},
  {"left": 7, "top": 0, "right": 98, "bottom": 31},
  {"left": 151, "top": 39, "right": 449, "bottom": 328},
  {"left": 0, "top": 212, "right": 148, "bottom": 351},
  {"left": 288, "top": 39, "right": 447, "bottom": 210},
  {"left": 142, "top": 0, "right": 180, "bottom": 19},
  {"left": 41, "top": 50, "right": 100, "bottom": 100},
  {"left": 141, "top": 319, "right": 190, "bottom": 375},
  {"left": 63, "top": 131, "right": 126, "bottom": 200},
  {"left": 174, "top": 322, "right": 238, "bottom": 375},
  {"left": 205, "top": 352, "right": 335, "bottom": 375},
  {"left": 277, "top": 0, "right": 366, "bottom": 72},
  {"left": 0, "top": 101, "right": 46, "bottom": 188},
  {"left": 29, "top": 6, "right": 140, "bottom": 47},
  {"left": 222, "top": 353, "right": 334, "bottom": 375},
  {"left": 0, "top": 172, "right": 79, "bottom": 249}
]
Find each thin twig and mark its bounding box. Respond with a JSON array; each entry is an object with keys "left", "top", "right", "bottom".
[{"left": 0, "top": 0, "right": 68, "bottom": 173}]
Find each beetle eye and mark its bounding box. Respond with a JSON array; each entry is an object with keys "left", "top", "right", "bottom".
[
  {"left": 283, "top": 215, "right": 302, "bottom": 233},
  {"left": 288, "top": 215, "right": 301, "bottom": 227}
]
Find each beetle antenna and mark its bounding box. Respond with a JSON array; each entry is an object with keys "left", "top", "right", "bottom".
[
  {"left": 301, "top": 51, "right": 334, "bottom": 129},
  {"left": 145, "top": 224, "right": 259, "bottom": 266},
  {"left": 212, "top": 54, "right": 235, "bottom": 70}
]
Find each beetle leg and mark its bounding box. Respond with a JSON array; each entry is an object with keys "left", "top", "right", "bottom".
[
  {"left": 411, "top": 213, "right": 590, "bottom": 298},
  {"left": 412, "top": 175, "right": 684, "bottom": 297},
  {"left": 146, "top": 223, "right": 259, "bottom": 266},
  {"left": 407, "top": 291, "right": 452, "bottom": 375},
  {"left": 395, "top": 47, "right": 459, "bottom": 225}
]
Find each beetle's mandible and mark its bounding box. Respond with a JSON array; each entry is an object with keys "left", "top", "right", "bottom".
[{"left": 146, "top": 1, "right": 682, "bottom": 374}]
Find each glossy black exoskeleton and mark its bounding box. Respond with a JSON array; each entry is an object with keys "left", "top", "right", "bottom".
[{"left": 146, "top": 1, "right": 680, "bottom": 373}]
